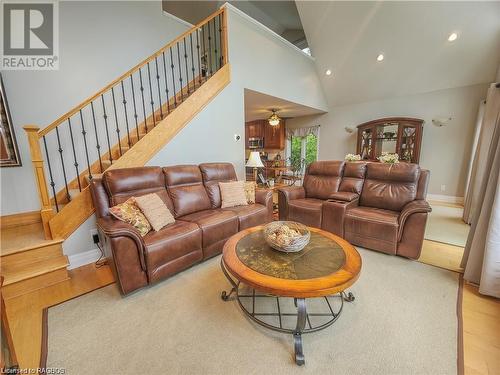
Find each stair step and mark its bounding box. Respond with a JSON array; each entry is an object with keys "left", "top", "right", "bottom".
[
  {"left": 0, "top": 222, "right": 62, "bottom": 256},
  {"left": 1, "top": 253, "right": 69, "bottom": 286},
  {"left": 1, "top": 256, "right": 69, "bottom": 299}
]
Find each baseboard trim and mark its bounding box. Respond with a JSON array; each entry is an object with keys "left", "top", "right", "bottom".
[
  {"left": 428, "top": 194, "right": 464, "bottom": 204},
  {"left": 67, "top": 248, "right": 101, "bottom": 270},
  {"left": 1, "top": 210, "right": 41, "bottom": 229}
]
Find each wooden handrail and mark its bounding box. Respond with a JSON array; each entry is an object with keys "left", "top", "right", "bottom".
[{"left": 38, "top": 8, "right": 225, "bottom": 138}]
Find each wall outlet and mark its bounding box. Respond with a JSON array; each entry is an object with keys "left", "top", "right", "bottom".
[
  {"left": 440, "top": 184, "right": 446, "bottom": 192},
  {"left": 234, "top": 134, "right": 241, "bottom": 142},
  {"left": 90, "top": 229, "right": 99, "bottom": 244}
]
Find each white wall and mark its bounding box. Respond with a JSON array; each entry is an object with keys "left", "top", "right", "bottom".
[
  {"left": 0, "top": 1, "right": 189, "bottom": 215},
  {"left": 287, "top": 83, "right": 489, "bottom": 198},
  {"left": 62, "top": 3, "right": 327, "bottom": 263}
]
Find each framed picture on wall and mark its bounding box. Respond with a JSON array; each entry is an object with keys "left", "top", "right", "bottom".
[{"left": 0, "top": 73, "right": 21, "bottom": 167}]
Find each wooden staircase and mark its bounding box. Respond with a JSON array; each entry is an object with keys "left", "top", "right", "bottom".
[
  {"left": 1, "top": 8, "right": 230, "bottom": 297},
  {"left": 0, "top": 221, "right": 68, "bottom": 299}
]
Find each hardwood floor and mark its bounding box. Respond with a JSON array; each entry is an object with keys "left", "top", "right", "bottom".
[{"left": 3, "top": 240, "right": 499, "bottom": 374}]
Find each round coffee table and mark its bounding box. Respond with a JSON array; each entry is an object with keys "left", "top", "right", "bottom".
[{"left": 220, "top": 225, "right": 362, "bottom": 365}]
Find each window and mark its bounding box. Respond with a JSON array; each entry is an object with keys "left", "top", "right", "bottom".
[{"left": 289, "top": 133, "right": 318, "bottom": 173}]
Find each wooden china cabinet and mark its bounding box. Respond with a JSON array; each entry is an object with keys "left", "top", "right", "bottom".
[{"left": 356, "top": 117, "right": 424, "bottom": 163}]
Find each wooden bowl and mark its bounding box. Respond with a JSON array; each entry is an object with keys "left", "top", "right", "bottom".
[{"left": 263, "top": 221, "right": 311, "bottom": 253}]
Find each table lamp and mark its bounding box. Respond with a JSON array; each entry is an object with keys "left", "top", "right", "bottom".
[{"left": 246, "top": 151, "right": 264, "bottom": 182}]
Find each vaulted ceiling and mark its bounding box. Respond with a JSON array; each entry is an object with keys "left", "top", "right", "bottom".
[{"left": 296, "top": 1, "right": 500, "bottom": 106}]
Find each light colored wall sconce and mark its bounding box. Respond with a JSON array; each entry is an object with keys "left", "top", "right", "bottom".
[
  {"left": 344, "top": 127, "right": 354, "bottom": 133},
  {"left": 432, "top": 117, "right": 452, "bottom": 127}
]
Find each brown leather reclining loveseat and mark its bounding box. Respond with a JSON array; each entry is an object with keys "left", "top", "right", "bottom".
[
  {"left": 90, "top": 162, "right": 273, "bottom": 295},
  {"left": 278, "top": 161, "right": 431, "bottom": 259}
]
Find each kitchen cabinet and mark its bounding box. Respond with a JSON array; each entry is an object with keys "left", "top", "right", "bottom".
[
  {"left": 264, "top": 119, "right": 285, "bottom": 150},
  {"left": 245, "top": 119, "right": 286, "bottom": 150},
  {"left": 245, "top": 120, "right": 264, "bottom": 149}
]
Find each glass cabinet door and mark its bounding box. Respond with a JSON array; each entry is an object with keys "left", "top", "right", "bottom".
[
  {"left": 399, "top": 125, "right": 417, "bottom": 162},
  {"left": 359, "top": 128, "right": 373, "bottom": 159}
]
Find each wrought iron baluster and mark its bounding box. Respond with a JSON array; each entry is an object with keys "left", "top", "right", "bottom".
[
  {"left": 138, "top": 68, "right": 149, "bottom": 133},
  {"left": 111, "top": 87, "right": 122, "bottom": 156},
  {"left": 196, "top": 30, "right": 202, "bottom": 86},
  {"left": 162, "top": 51, "right": 171, "bottom": 114},
  {"left": 146, "top": 62, "right": 156, "bottom": 127},
  {"left": 190, "top": 33, "right": 196, "bottom": 91},
  {"left": 120, "top": 81, "right": 131, "bottom": 148},
  {"left": 42, "top": 135, "right": 59, "bottom": 212},
  {"left": 207, "top": 22, "right": 213, "bottom": 77},
  {"left": 67, "top": 118, "right": 81, "bottom": 191},
  {"left": 176, "top": 42, "right": 184, "bottom": 103},
  {"left": 213, "top": 18, "right": 219, "bottom": 71},
  {"left": 79, "top": 109, "right": 93, "bottom": 181},
  {"left": 201, "top": 25, "right": 208, "bottom": 82},
  {"left": 154, "top": 56, "right": 163, "bottom": 119},
  {"left": 100, "top": 94, "right": 113, "bottom": 164},
  {"left": 169, "top": 47, "right": 177, "bottom": 108},
  {"left": 55, "top": 127, "right": 70, "bottom": 201},
  {"left": 130, "top": 74, "right": 141, "bottom": 140},
  {"left": 183, "top": 38, "right": 190, "bottom": 95},
  {"left": 90, "top": 101, "right": 103, "bottom": 172},
  {"left": 218, "top": 13, "right": 224, "bottom": 66}
]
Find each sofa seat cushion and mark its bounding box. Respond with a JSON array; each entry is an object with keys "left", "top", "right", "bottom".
[
  {"left": 287, "top": 198, "right": 324, "bottom": 228},
  {"left": 179, "top": 209, "right": 239, "bottom": 258},
  {"left": 143, "top": 221, "right": 202, "bottom": 281},
  {"left": 223, "top": 203, "right": 268, "bottom": 230},
  {"left": 344, "top": 207, "right": 400, "bottom": 254}
]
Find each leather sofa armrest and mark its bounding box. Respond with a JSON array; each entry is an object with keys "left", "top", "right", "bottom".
[
  {"left": 322, "top": 199, "right": 359, "bottom": 237},
  {"left": 96, "top": 216, "right": 146, "bottom": 270},
  {"left": 398, "top": 200, "right": 432, "bottom": 240},
  {"left": 255, "top": 188, "right": 273, "bottom": 221},
  {"left": 277, "top": 186, "right": 305, "bottom": 201},
  {"left": 328, "top": 192, "right": 359, "bottom": 202},
  {"left": 277, "top": 186, "right": 305, "bottom": 221}
]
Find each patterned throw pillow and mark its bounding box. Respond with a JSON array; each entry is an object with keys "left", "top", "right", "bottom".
[
  {"left": 244, "top": 181, "right": 256, "bottom": 204},
  {"left": 219, "top": 181, "right": 248, "bottom": 208},
  {"left": 109, "top": 198, "right": 151, "bottom": 236},
  {"left": 134, "top": 193, "right": 175, "bottom": 232}
]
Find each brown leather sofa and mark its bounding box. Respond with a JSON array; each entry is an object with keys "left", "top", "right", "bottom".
[
  {"left": 278, "top": 161, "right": 431, "bottom": 259},
  {"left": 90, "top": 163, "right": 273, "bottom": 295}
]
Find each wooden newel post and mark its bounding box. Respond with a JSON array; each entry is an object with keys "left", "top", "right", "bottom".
[{"left": 23, "top": 125, "right": 54, "bottom": 239}]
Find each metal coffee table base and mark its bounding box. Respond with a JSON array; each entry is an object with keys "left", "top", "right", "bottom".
[{"left": 220, "top": 259, "right": 355, "bottom": 366}]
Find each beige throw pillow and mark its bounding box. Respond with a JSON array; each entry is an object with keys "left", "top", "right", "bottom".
[
  {"left": 244, "top": 182, "right": 256, "bottom": 204},
  {"left": 134, "top": 193, "right": 175, "bottom": 232},
  {"left": 219, "top": 181, "right": 248, "bottom": 208}
]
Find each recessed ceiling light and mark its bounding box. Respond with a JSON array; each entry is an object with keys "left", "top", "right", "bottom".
[
  {"left": 325, "top": 69, "right": 332, "bottom": 76},
  {"left": 448, "top": 32, "right": 458, "bottom": 42},
  {"left": 376, "top": 54, "right": 384, "bottom": 62}
]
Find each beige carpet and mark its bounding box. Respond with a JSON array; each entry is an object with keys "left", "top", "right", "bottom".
[
  {"left": 46, "top": 249, "right": 460, "bottom": 375},
  {"left": 425, "top": 205, "right": 470, "bottom": 247}
]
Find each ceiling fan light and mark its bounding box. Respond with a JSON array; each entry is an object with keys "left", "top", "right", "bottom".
[{"left": 268, "top": 110, "right": 281, "bottom": 126}]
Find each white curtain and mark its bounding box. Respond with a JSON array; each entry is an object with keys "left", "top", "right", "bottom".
[
  {"left": 461, "top": 83, "right": 500, "bottom": 298},
  {"left": 463, "top": 100, "right": 486, "bottom": 223}
]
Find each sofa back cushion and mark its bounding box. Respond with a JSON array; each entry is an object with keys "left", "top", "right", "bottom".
[
  {"left": 163, "top": 165, "right": 211, "bottom": 217},
  {"left": 360, "top": 163, "right": 420, "bottom": 212},
  {"left": 303, "top": 161, "right": 345, "bottom": 199},
  {"left": 339, "top": 162, "right": 367, "bottom": 194},
  {"left": 102, "top": 167, "right": 174, "bottom": 212},
  {"left": 199, "top": 162, "right": 237, "bottom": 208}
]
